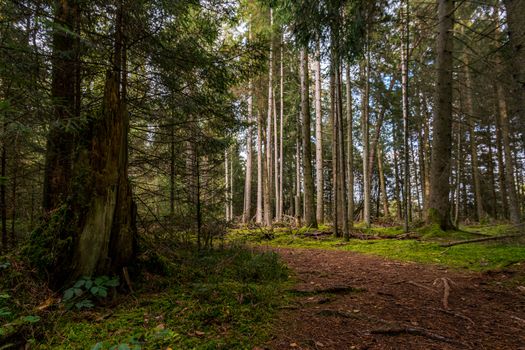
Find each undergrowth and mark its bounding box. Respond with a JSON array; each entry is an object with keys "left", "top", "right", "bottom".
[{"left": 1, "top": 244, "right": 290, "bottom": 349}]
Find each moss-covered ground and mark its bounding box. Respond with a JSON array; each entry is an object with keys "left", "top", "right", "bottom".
[
  {"left": 1, "top": 246, "right": 290, "bottom": 349},
  {"left": 229, "top": 223, "right": 525, "bottom": 271}
]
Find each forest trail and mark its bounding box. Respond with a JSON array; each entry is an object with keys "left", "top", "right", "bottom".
[{"left": 264, "top": 248, "right": 525, "bottom": 350}]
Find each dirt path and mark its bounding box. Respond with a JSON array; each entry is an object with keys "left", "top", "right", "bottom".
[{"left": 264, "top": 247, "right": 525, "bottom": 350}]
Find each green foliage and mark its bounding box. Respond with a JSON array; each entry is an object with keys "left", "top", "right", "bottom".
[
  {"left": 63, "top": 276, "right": 119, "bottom": 310},
  {"left": 24, "top": 206, "right": 73, "bottom": 277},
  {"left": 33, "top": 246, "right": 289, "bottom": 349}
]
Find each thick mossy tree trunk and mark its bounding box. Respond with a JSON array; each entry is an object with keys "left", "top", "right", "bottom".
[
  {"left": 427, "top": 0, "right": 455, "bottom": 230},
  {"left": 30, "top": 0, "right": 135, "bottom": 288}
]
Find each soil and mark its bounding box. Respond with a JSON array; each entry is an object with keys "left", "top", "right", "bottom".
[{"left": 263, "top": 247, "right": 525, "bottom": 350}]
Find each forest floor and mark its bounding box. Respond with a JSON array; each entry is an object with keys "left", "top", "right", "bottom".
[{"left": 264, "top": 246, "right": 525, "bottom": 350}]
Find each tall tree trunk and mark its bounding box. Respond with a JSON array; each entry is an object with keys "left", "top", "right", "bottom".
[
  {"left": 401, "top": 0, "right": 410, "bottom": 232},
  {"left": 256, "top": 110, "right": 263, "bottom": 224},
  {"left": 32, "top": 0, "right": 136, "bottom": 287},
  {"left": 503, "top": 0, "right": 525, "bottom": 146},
  {"left": 335, "top": 62, "right": 348, "bottom": 239},
  {"left": 295, "top": 120, "right": 302, "bottom": 226},
  {"left": 496, "top": 75, "right": 521, "bottom": 224},
  {"left": 1, "top": 129, "right": 6, "bottom": 250},
  {"left": 243, "top": 83, "right": 253, "bottom": 224},
  {"left": 170, "top": 116, "right": 175, "bottom": 220},
  {"left": 300, "top": 47, "right": 317, "bottom": 228},
  {"left": 345, "top": 65, "right": 354, "bottom": 228},
  {"left": 495, "top": 110, "right": 508, "bottom": 219},
  {"left": 331, "top": 66, "right": 339, "bottom": 235},
  {"left": 486, "top": 126, "right": 498, "bottom": 219},
  {"left": 266, "top": 8, "right": 274, "bottom": 224},
  {"left": 279, "top": 35, "right": 284, "bottom": 222},
  {"left": 362, "top": 53, "right": 371, "bottom": 227},
  {"left": 377, "top": 144, "right": 389, "bottom": 217},
  {"left": 454, "top": 120, "right": 462, "bottom": 225},
  {"left": 463, "top": 54, "right": 485, "bottom": 221},
  {"left": 314, "top": 44, "right": 324, "bottom": 224},
  {"left": 225, "top": 150, "right": 230, "bottom": 220},
  {"left": 42, "top": 0, "right": 77, "bottom": 212},
  {"left": 427, "top": 0, "right": 455, "bottom": 230}
]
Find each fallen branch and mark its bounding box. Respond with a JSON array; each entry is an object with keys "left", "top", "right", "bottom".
[
  {"left": 440, "top": 234, "right": 522, "bottom": 247},
  {"left": 371, "top": 327, "right": 466, "bottom": 346}
]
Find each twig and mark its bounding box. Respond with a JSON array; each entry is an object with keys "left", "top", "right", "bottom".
[{"left": 408, "top": 280, "right": 437, "bottom": 293}]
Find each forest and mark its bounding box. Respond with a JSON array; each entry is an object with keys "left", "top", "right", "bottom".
[{"left": 0, "top": 0, "right": 524, "bottom": 349}]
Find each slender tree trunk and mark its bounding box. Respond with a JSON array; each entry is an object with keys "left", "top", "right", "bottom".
[
  {"left": 377, "top": 144, "right": 389, "bottom": 217},
  {"left": 454, "top": 121, "right": 462, "bottom": 225},
  {"left": 401, "top": 0, "right": 410, "bottom": 232},
  {"left": 345, "top": 65, "right": 354, "bottom": 228},
  {"left": 495, "top": 111, "right": 508, "bottom": 219},
  {"left": 266, "top": 8, "right": 274, "bottom": 224},
  {"left": 335, "top": 62, "right": 348, "bottom": 239},
  {"left": 362, "top": 53, "right": 371, "bottom": 227},
  {"left": 300, "top": 47, "right": 317, "bottom": 228},
  {"left": 486, "top": 126, "right": 498, "bottom": 219},
  {"left": 225, "top": 150, "right": 229, "bottom": 220},
  {"left": 279, "top": 36, "right": 284, "bottom": 222},
  {"left": 427, "top": 0, "right": 455, "bottom": 230},
  {"left": 331, "top": 65, "right": 339, "bottom": 236},
  {"left": 503, "top": 0, "right": 525, "bottom": 146},
  {"left": 295, "top": 122, "right": 302, "bottom": 226},
  {"left": 1, "top": 130, "right": 6, "bottom": 250},
  {"left": 314, "top": 44, "right": 324, "bottom": 224},
  {"left": 463, "top": 54, "right": 485, "bottom": 221},
  {"left": 170, "top": 116, "right": 175, "bottom": 219},
  {"left": 496, "top": 76, "right": 521, "bottom": 224},
  {"left": 256, "top": 110, "right": 263, "bottom": 224},
  {"left": 243, "top": 84, "right": 253, "bottom": 224}
]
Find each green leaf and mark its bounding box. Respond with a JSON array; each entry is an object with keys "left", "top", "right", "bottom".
[
  {"left": 85, "top": 280, "right": 93, "bottom": 290},
  {"left": 21, "top": 315, "right": 40, "bottom": 323},
  {"left": 97, "top": 288, "right": 107, "bottom": 298},
  {"left": 63, "top": 289, "right": 75, "bottom": 301},
  {"left": 74, "top": 288, "right": 83, "bottom": 297},
  {"left": 0, "top": 293, "right": 10, "bottom": 299},
  {"left": 118, "top": 344, "right": 131, "bottom": 350},
  {"left": 105, "top": 277, "right": 120, "bottom": 287},
  {"left": 75, "top": 299, "right": 94, "bottom": 309},
  {"left": 91, "top": 343, "right": 103, "bottom": 350},
  {"left": 74, "top": 280, "right": 86, "bottom": 288}
]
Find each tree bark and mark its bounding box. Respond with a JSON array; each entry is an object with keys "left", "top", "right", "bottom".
[
  {"left": 300, "top": 47, "right": 317, "bottom": 228},
  {"left": 503, "top": 0, "right": 525, "bottom": 146},
  {"left": 362, "top": 53, "right": 371, "bottom": 227},
  {"left": 496, "top": 74, "right": 521, "bottom": 224},
  {"left": 256, "top": 110, "right": 264, "bottom": 224},
  {"left": 463, "top": 54, "right": 485, "bottom": 221},
  {"left": 243, "top": 83, "right": 253, "bottom": 224},
  {"left": 427, "top": 0, "right": 455, "bottom": 230},
  {"left": 314, "top": 44, "right": 324, "bottom": 224},
  {"left": 345, "top": 65, "right": 354, "bottom": 229}
]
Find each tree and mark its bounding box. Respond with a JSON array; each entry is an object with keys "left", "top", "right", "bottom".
[
  {"left": 299, "top": 47, "right": 317, "bottom": 228},
  {"left": 427, "top": 0, "right": 455, "bottom": 230}
]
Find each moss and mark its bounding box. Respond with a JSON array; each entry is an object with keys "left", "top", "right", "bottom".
[
  {"left": 33, "top": 246, "right": 290, "bottom": 349},
  {"left": 24, "top": 206, "right": 73, "bottom": 276},
  {"left": 229, "top": 224, "right": 525, "bottom": 272}
]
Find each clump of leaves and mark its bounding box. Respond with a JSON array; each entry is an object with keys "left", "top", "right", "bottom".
[{"left": 63, "top": 276, "right": 119, "bottom": 310}]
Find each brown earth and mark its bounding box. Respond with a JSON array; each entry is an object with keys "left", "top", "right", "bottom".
[{"left": 264, "top": 247, "right": 525, "bottom": 350}]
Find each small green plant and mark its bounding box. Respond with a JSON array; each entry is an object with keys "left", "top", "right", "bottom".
[
  {"left": 0, "top": 261, "right": 10, "bottom": 270},
  {"left": 63, "top": 276, "right": 119, "bottom": 310}
]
